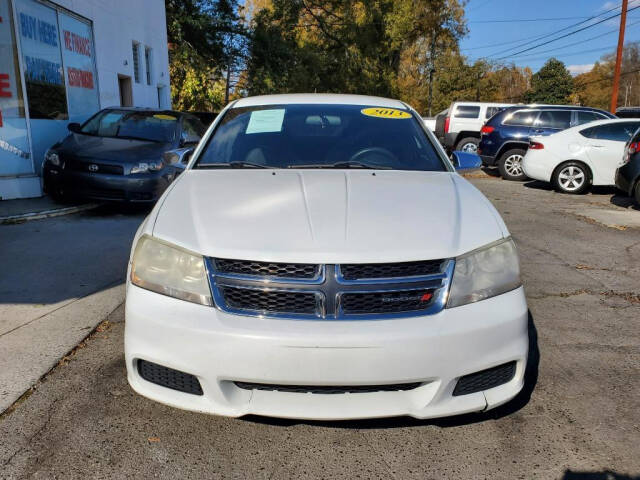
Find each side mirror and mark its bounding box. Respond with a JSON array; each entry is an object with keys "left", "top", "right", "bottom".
[
  {"left": 179, "top": 132, "right": 200, "bottom": 147},
  {"left": 67, "top": 122, "right": 81, "bottom": 133},
  {"left": 163, "top": 147, "right": 194, "bottom": 167},
  {"left": 452, "top": 151, "right": 482, "bottom": 172}
]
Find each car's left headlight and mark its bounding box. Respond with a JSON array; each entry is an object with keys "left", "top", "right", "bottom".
[
  {"left": 447, "top": 238, "right": 521, "bottom": 308},
  {"left": 130, "top": 235, "right": 212, "bottom": 306},
  {"left": 130, "top": 161, "right": 163, "bottom": 174}
]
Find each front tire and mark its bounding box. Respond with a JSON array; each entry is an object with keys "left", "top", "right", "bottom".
[
  {"left": 455, "top": 136, "right": 479, "bottom": 153},
  {"left": 552, "top": 161, "right": 590, "bottom": 194},
  {"left": 498, "top": 149, "right": 527, "bottom": 181},
  {"left": 634, "top": 180, "right": 640, "bottom": 206}
]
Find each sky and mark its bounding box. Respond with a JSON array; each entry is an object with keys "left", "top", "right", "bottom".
[{"left": 461, "top": 0, "right": 640, "bottom": 75}]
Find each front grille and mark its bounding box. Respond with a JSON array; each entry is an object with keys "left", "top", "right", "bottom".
[
  {"left": 234, "top": 381, "right": 422, "bottom": 394},
  {"left": 137, "top": 359, "right": 203, "bottom": 395},
  {"left": 214, "top": 258, "right": 320, "bottom": 279},
  {"left": 452, "top": 361, "right": 516, "bottom": 396},
  {"left": 82, "top": 188, "right": 126, "bottom": 200},
  {"left": 67, "top": 159, "right": 124, "bottom": 175},
  {"left": 208, "top": 259, "right": 452, "bottom": 319},
  {"left": 220, "top": 286, "right": 320, "bottom": 315},
  {"left": 341, "top": 288, "right": 436, "bottom": 314},
  {"left": 339, "top": 260, "right": 444, "bottom": 280}
]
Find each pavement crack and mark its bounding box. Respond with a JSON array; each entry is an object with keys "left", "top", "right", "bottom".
[{"left": 2, "top": 397, "right": 61, "bottom": 469}]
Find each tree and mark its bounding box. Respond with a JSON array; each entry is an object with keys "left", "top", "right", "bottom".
[
  {"left": 166, "top": 0, "right": 247, "bottom": 111},
  {"left": 525, "top": 58, "right": 573, "bottom": 104}
]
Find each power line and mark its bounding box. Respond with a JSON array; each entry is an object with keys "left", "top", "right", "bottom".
[
  {"left": 505, "top": 19, "right": 640, "bottom": 60},
  {"left": 483, "top": 0, "right": 638, "bottom": 58},
  {"left": 469, "top": 16, "right": 591, "bottom": 24},
  {"left": 491, "top": 4, "right": 640, "bottom": 60}
]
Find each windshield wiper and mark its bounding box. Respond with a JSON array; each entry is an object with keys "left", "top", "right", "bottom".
[
  {"left": 198, "top": 161, "right": 274, "bottom": 169},
  {"left": 116, "top": 135, "right": 160, "bottom": 142},
  {"left": 290, "top": 161, "right": 392, "bottom": 169}
]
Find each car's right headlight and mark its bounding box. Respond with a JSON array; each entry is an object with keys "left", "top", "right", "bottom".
[
  {"left": 130, "top": 235, "right": 212, "bottom": 306},
  {"left": 446, "top": 238, "right": 521, "bottom": 308},
  {"left": 45, "top": 149, "right": 60, "bottom": 166}
]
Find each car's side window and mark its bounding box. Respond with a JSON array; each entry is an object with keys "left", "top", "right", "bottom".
[
  {"left": 454, "top": 105, "right": 480, "bottom": 119},
  {"left": 503, "top": 110, "right": 538, "bottom": 126},
  {"left": 535, "top": 110, "right": 571, "bottom": 129},
  {"left": 576, "top": 111, "right": 604, "bottom": 125},
  {"left": 580, "top": 123, "right": 640, "bottom": 141},
  {"left": 485, "top": 106, "right": 504, "bottom": 119}
]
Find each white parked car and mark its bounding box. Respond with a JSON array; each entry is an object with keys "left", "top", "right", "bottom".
[
  {"left": 125, "top": 94, "right": 528, "bottom": 420},
  {"left": 522, "top": 119, "right": 640, "bottom": 194}
]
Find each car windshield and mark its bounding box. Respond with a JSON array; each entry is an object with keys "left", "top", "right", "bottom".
[
  {"left": 195, "top": 104, "right": 446, "bottom": 171},
  {"left": 80, "top": 110, "right": 178, "bottom": 143}
]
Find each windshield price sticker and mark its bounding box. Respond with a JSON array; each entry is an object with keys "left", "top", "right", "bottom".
[
  {"left": 153, "top": 114, "right": 177, "bottom": 121},
  {"left": 361, "top": 107, "right": 411, "bottom": 119},
  {"left": 246, "top": 109, "right": 286, "bottom": 134}
]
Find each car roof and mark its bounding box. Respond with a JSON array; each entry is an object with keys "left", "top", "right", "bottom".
[
  {"left": 232, "top": 93, "right": 408, "bottom": 109},
  {"left": 502, "top": 104, "right": 607, "bottom": 112},
  {"left": 451, "top": 101, "right": 514, "bottom": 107}
]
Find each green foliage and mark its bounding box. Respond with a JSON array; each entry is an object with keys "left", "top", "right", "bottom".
[{"left": 525, "top": 58, "right": 574, "bottom": 104}]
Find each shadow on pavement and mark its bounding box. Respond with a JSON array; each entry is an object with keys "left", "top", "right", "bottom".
[
  {"left": 562, "top": 470, "right": 640, "bottom": 480},
  {"left": 243, "top": 310, "right": 540, "bottom": 430}
]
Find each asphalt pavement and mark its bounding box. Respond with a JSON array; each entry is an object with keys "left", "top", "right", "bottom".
[{"left": 0, "top": 176, "right": 639, "bottom": 479}]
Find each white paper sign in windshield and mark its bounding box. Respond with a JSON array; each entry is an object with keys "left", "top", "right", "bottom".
[{"left": 246, "top": 109, "right": 285, "bottom": 134}]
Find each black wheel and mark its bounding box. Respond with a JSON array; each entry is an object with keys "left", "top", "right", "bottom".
[
  {"left": 45, "top": 180, "right": 67, "bottom": 203},
  {"left": 634, "top": 180, "right": 640, "bottom": 206},
  {"left": 552, "top": 161, "right": 591, "bottom": 194},
  {"left": 498, "top": 148, "right": 527, "bottom": 181},
  {"left": 455, "top": 136, "right": 479, "bottom": 153}
]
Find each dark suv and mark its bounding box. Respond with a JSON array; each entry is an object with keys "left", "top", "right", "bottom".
[
  {"left": 616, "top": 128, "right": 640, "bottom": 206},
  {"left": 478, "top": 105, "right": 615, "bottom": 180}
]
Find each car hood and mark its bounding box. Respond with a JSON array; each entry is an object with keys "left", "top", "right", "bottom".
[
  {"left": 58, "top": 134, "right": 172, "bottom": 163},
  {"left": 152, "top": 170, "right": 508, "bottom": 263}
]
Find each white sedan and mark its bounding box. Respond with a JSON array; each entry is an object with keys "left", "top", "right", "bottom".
[
  {"left": 522, "top": 118, "right": 640, "bottom": 194},
  {"left": 125, "top": 94, "right": 527, "bottom": 420}
]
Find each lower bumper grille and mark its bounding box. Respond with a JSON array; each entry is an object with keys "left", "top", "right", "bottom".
[
  {"left": 234, "top": 381, "right": 422, "bottom": 394},
  {"left": 452, "top": 361, "right": 516, "bottom": 396},
  {"left": 137, "top": 359, "right": 203, "bottom": 395}
]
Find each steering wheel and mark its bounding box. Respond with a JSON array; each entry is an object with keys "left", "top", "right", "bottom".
[{"left": 348, "top": 147, "right": 398, "bottom": 165}]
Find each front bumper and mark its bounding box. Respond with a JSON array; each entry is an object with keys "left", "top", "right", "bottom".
[
  {"left": 43, "top": 165, "right": 173, "bottom": 202},
  {"left": 125, "top": 284, "right": 529, "bottom": 420}
]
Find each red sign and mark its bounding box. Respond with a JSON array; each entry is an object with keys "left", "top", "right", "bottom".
[
  {"left": 63, "top": 30, "right": 91, "bottom": 56},
  {"left": 0, "top": 73, "right": 11, "bottom": 98},
  {"left": 67, "top": 67, "right": 94, "bottom": 89}
]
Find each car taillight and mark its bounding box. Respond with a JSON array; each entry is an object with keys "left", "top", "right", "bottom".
[
  {"left": 481, "top": 125, "right": 494, "bottom": 134},
  {"left": 529, "top": 141, "right": 544, "bottom": 150},
  {"left": 444, "top": 117, "right": 450, "bottom": 134},
  {"left": 624, "top": 141, "right": 640, "bottom": 164}
]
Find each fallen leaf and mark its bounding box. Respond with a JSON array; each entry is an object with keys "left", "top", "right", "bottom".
[{"left": 148, "top": 437, "right": 160, "bottom": 443}]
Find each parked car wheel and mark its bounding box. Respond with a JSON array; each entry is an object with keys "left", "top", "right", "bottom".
[
  {"left": 498, "top": 149, "right": 527, "bottom": 181},
  {"left": 634, "top": 180, "right": 640, "bottom": 206},
  {"left": 552, "top": 161, "right": 591, "bottom": 194},
  {"left": 455, "top": 137, "right": 479, "bottom": 153}
]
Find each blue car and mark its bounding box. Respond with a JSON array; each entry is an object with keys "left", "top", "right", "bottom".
[{"left": 478, "top": 105, "right": 615, "bottom": 180}]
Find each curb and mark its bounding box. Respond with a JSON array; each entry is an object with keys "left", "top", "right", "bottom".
[{"left": 0, "top": 203, "right": 100, "bottom": 225}]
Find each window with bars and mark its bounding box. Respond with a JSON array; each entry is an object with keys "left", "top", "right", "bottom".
[
  {"left": 132, "top": 42, "right": 140, "bottom": 83},
  {"left": 145, "top": 47, "right": 152, "bottom": 85}
]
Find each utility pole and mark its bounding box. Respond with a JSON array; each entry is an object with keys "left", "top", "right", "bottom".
[
  {"left": 610, "top": 0, "right": 628, "bottom": 113},
  {"left": 426, "top": 32, "right": 437, "bottom": 117},
  {"left": 224, "top": 59, "right": 231, "bottom": 105}
]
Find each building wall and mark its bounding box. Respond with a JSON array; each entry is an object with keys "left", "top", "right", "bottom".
[{"left": 48, "top": 0, "right": 171, "bottom": 109}]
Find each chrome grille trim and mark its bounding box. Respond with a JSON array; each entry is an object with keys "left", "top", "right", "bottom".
[{"left": 205, "top": 259, "right": 454, "bottom": 320}]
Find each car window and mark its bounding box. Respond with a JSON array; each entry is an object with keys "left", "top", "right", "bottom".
[
  {"left": 195, "top": 104, "right": 446, "bottom": 171},
  {"left": 80, "top": 110, "right": 178, "bottom": 142},
  {"left": 580, "top": 122, "right": 640, "bottom": 141},
  {"left": 453, "top": 105, "right": 480, "bottom": 119},
  {"left": 182, "top": 116, "right": 206, "bottom": 143},
  {"left": 576, "top": 111, "right": 606, "bottom": 125},
  {"left": 485, "top": 106, "right": 504, "bottom": 119},
  {"left": 534, "top": 110, "right": 571, "bottom": 129},
  {"left": 503, "top": 110, "right": 538, "bottom": 126}
]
